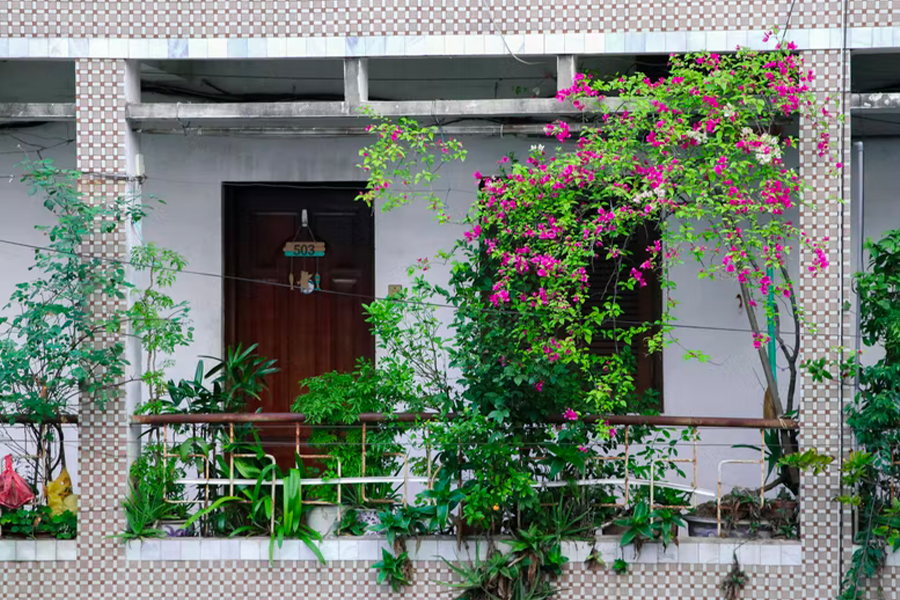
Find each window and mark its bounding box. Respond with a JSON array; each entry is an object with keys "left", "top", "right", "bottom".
[{"left": 583, "top": 225, "right": 663, "bottom": 407}]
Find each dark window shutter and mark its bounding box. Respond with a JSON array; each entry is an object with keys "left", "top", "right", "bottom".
[{"left": 584, "top": 226, "right": 663, "bottom": 407}]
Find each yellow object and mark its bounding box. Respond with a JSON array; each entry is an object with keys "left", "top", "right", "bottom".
[{"left": 46, "top": 468, "right": 77, "bottom": 515}]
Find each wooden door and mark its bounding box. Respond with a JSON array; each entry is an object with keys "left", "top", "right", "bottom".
[{"left": 223, "top": 183, "right": 375, "bottom": 463}]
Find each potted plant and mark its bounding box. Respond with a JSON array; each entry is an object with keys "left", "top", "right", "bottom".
[{"left": 684, "top": 488, "right": 777, "bottom": 539}]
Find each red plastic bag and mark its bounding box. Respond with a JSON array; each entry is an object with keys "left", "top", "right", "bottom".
[{"left": 0, "top": 454, "right": 35, "bottom": 509}]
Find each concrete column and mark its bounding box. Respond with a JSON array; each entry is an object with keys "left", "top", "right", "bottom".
[
  {"left": 557, "top": 55, "right": 577, "bottom": 92},
  {"left": 344, "top": 57, "right": 369, "bottom": 105},
  {"left": 797, "top": 49, "right": 853, "bottom": 598}
]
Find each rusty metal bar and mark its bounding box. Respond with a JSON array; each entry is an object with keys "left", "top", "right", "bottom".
[
  {"left": 133, "top": 412, "right": 798, "bottom": 429},
  {"left": 4, "top": 415, "right": 79, "bottom": 424}
]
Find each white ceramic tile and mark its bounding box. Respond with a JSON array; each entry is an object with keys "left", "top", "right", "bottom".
[
  {"left": 484, "top": 35, "right": 506, "bottom": 55},
  {"left": 108, "top": 38, "right": 127, "bottom": 57},
  {"left": 461, "top": 34, "right": 484, "bottom": 55},
  {"left": 873, "top": 27, "right": 893, "bottom": 48},
  {"left": 9, "top": 38, "right": 29, "bottom": 57},
  {"left": 677, "top": 543, "right": 699, "bottom": 564},
  {"left": 366, "top": 36, "right": 387, "bottom": 56},
  {"left": 606, "top": 32, "right": 625, "bottom": 54},
  {"left": 809, "top": 28, "right": 831, "bottom": 50},
  {"left": 141, "top": 539, "right": 162, "bottom": 561},
  {"left": 188, "top": 39, "right": 208, "bottom": 58},
  {"left": 325, "top": 37, "right": 344, "bottom": 57},
  {"left": 0, "top": 541, "right": 15, "bottom": 561},
  {"left": 886, "top": 548, "right": 900, "bottom": 567},
  {"left": 697, "top": 542, "right": 720, "bottom": 564},
  {"left": 15, "top": 541, "right": 36, "bottom": 561},
  {"left": 240, "top": 539, "right": 262, "bottom": 561},
  {"left": 307, "top": 37, "right": 326, "bottom": 57},
  {"left": 503, "top": 34, "right": 525, "bottom": 54},
  {"left": 726, "top": 30, "right": 749, "bottom": 51},
  {"left": 407, "top": 35, "right": 427, "bottom": 56},
  {"left": 408, "top": 539, "right": 436, "bottom": 561},
  {"left": 718, "top": 543, "right": 738, "bottom": 565},
  {"left": 523, "top": 33, "right": 544, "bottom": 54},
  {"left": 645, "top": 32, "right": 666, "bottom": 53},
  {"left": 624, "top": 32, "right": 646, "bottom": 53},
  {"left": 893, "top": 27, "right": 900, "bottom": 47},
  {"left": 686, "top": 31, "right": 706, "bottom": 52},
  {"left": 384, "top": 36, "right": 405, "bottom": 56},
  {"left": 781, "top": 543, "right": 801, "bottom": 565},
  {"left": 299, "top": 540, "right": 324, "bottom": 561},
  {"left": 545, "top": 33, "right": 565, "bottom": 54},
  {"left": 357, "top": 540, "right": 381, "bottom": 561},
  {"left": 68, "top": 38, "right": 88, "bottom": 57},
  {"left": 57, "top": 540, "right": 76, "bottom": 561},
  {"left": 167, "top": 39, "right": 187, "bottom": 58},
  {"left": 621, "top": 544, "right": 640, "bottom": 563},
  {"left": 181, "top": 539, "right": 201, "bottom": 561},
  {"left": 436, "top": 540, "right": 457, "bottom": 561},
  {"left": 596, "top": 542, "right": 618, "bottom": 565},
  {"left": 148, "top": 39, "right": 168, "bottom": 59},
  {"left": 585, "top": 32, "right": 605, "bottom": 53},
  {"left": 278, "top": 540, "right": 300, "bottom": 561},
  {"left": 664, "top": 32, "right": 686, "bottom": 53},
  {"left": 706, "top": 31, "right": 727, "bottom": 51},
  {"left": 339, "top": 539, "right": 359, "bottom": 560},
  {"left": 830, "top": 27, "right": 845, "bottom": 49},
  {"left": 200, "top": 539, "right": 221, "bottom": 561},
  {"left": 28, "top": 38, "right": 49, "bottom": 57},
  {"left": 35, "top": 540, "right": 56, "bottom": 561},
  {"left": 129, "top": 38, "right": 149, "bottom": 58},
  {"left": 320, "top": 540, "right": 341, "bottom": 561},
  {"left": 247, "top": 38, "right": 267, "bottom": 58},
  {"left": 285, "top": 37, "right": 306, "bottom": 57},
  {"left": 160, "top": 539, "right": 182, "bottom": 561},
  {"left": 445, "top": 35, "right": 465, "bottom": 55},
  {"left": 345, "top": 36, "right": 363, "bottom": 56},
  {"left": 0, "top": 39, "right": 9, "bottom": 57},
  {"left": 759, "top": 543, "right": 781, "bottom": 565},
  {"left": 267, "top": 37, "right": 287, "bottom": 58},
  {"left": 785, "top": 29, "right": 809, "bottom": 49},
  {"left": 850, "top": 27, "right": 874, "bottom": 48},
  {"left": 657, "top": 543, "right": 678, "bottom": 563},
  {"left": 735, "top": 543, "right": 759, "bottom": 565},
  {"left": 564, "top": 32, "right": 585, "bottom": 54},
  {"left": 125, "top": 541, "right": 141, "bottom": 561},
  {"left": 220, "top": 539, "right": 241, "bottom": 560},
  {"left": 494, "top": 541, "right": 513, "bottom": 555}
]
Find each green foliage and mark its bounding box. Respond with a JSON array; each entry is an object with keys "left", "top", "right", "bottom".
[
  {"left": 611, "top": 558, "right": 629, "bottom": 575},
  {"left": 357, "top": 113, "right": 467, "bottom": 223},
  {"left": 139, "top": 343, "right": 278, "bottom": 415},
  {"left": 439, "top": 542, "right": 561, "bottom": 600},
  {"left": 114, "top": 480, "right": 178, "bottom": 542},
  {"left": 373, "top": 547, "right": 412, "bottom": 592},
  {"left": 292, "top": 357, "right": 415, "bottom": 503},
  {"left": 776, "top": 447, "right": 834, "bottom": 476},
  {"left": 615, "top": 500, "right": 686, "bottom": 552},
  {"left": 835, "top": 229, "right": 900, "bottom": 599},
  {"left": 0, "top": 506, "right": 76, "bottom": 539},
  {"left": 720, "top": 552, "right": 749, "bottom": 600}
]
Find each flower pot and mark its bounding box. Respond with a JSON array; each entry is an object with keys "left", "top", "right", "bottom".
[
  {"left": 684, "top": 515, "right": 772, "bottom": 539},
  {"left": 357, "top": 508, "right": 383, "bottom": 536},
  {"left": 307, "top": 506, "right": 341, "bottom": 537},
  {"left": 159, "top": 519, "right": 194, "bottom": 538},
  {"left": 601, "top": 523, "right": 628, "bottom": 536}
]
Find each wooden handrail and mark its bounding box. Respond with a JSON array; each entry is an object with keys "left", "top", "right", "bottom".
[{"left": 132, "top": 412, "right": 797, "bottom": 429}]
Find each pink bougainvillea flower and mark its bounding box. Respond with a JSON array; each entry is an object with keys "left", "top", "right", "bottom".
[
  {"left": 563, "top": 408, "right": 578, "bottom": 421},
  {"left": 534, "top": 381, "right": 544, "bottom": 392}
]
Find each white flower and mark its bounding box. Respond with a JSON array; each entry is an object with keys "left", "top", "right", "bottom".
[
  {"left": 530, "top": 144, "right": 545, "bottom": 153},
  {"left": 723, "top": 104, "right": 736, "bottom": 119}
]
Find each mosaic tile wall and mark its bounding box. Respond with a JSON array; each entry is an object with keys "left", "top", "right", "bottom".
[
  {"left": 0, "top": 0, "right": 895, "bottom": 38},
  {"left": 798, "top": 49, "right": 854, "bottom": 599}
]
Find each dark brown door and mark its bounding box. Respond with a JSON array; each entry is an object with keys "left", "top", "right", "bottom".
[{"left": 224, "top": 183, "right": 375, "bottom": 462}]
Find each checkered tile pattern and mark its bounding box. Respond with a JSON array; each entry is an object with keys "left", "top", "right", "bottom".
[
  {"left": 0, "top": 560, "right": 806, "bottom": 599},
  {"left": 0, "top": 0, "right": 893, "bottom": 36},
  {"left": 798, "top": 49, "right": 853, "bottom": 599}
]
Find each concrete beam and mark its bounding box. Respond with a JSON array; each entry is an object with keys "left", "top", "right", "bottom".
[
  {"left": 0, "top": 103, "right": 76, "bottom": 121},
  {"left": 851, "top": 92, "right": 900, "bottom": 112},
  {"left": 344, "top": 58, "right": 369, "bottom": 104},
  {"left": 125, "top": 98, "right": 603, "bottom": 123},
  {"left": 557, "top": 55, "right": 577, "bottom": 92}
]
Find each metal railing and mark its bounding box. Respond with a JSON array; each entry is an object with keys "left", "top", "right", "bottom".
[{"left": 132, "top": 412, "right": 799, "bottom": 537}]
